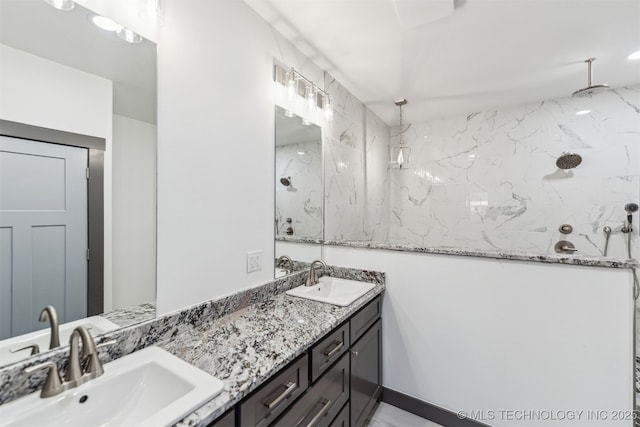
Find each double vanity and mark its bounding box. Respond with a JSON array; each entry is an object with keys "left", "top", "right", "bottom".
[{"left": 0, "top": 264, "right": 385, "bottom": 427}]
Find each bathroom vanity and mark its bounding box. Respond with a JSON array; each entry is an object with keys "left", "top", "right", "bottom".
[{"left": 212, "top": 295, "right": 382, "bottom": 427}]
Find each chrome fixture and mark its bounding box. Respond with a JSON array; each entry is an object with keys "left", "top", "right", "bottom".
[
  {"left": 38, "top": 305, "right": 60, "bottom": 350},
  {"left": 280, "top": 176, "right": 292, "bottom": 187},
  {"left": 276, "top": 255, "right": 294, "bottom": 274},
  {"left": 65, "top": 326, "right": 104, "bottom": 386},
  {"left": 622, "top": 202, "right": 639, "bottom": 233},
  {"left": 306, "top": 259, "right": 328, "bottom": 287},
  {"left": 555, "top": 240, "right": 578, "bottom": 254},
  {"left": 556, "top": 152, "right": 582, "bottom": 170},
  {"left": 273, "top": 65, "right": 333, "bottom": 121},
  {"left": 558, "top": 224, "right": 573, "bottom": 234},
  {"left": 392, "top": 99, "right": 410, "bottom": 170},
  {"left": 10, "top": 344, "right": 40, "bottom": 356},
  {"left": 603, "top": 226, "right": 612, "bottom": 256},
  {"left": 23, "top": 327, "right": 113, "bottom": 398},
  {"left": 572, "top": 58, "right": 610, "bottom": 98},
  {"left": 43, "top": 0, "right": 75, "bottom": 11}
]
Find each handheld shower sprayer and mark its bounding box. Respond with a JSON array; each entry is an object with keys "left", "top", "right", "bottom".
[{"left": 623, "top": 203, "right": 639, "bottom": 233}]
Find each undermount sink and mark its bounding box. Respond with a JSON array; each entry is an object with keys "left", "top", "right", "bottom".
[
  {"left": 286, "top": 276, "right": 376, "bottom": 306},
  {"left": 0, "top": 346, "right": 225, "bottom": 427},
  {"left": 0, "top": 316, "right": 120, "bottom": 366}
]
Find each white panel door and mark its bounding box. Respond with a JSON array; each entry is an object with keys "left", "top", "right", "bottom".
[{"left": 0, "top": 136, "right": 88, "bottom": 339}]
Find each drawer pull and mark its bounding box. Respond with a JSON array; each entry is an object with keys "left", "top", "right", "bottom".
[
  {"left": 322, "top": 340, "right": 343, "bottom": 358},
  {"left": 307, "top": 398, "right": 332, "bottom": 427},
  {"left": 263, "top": 381, "right": 297, "bottom": 410}
]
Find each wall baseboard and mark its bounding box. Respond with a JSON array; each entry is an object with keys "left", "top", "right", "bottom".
[{"left": 381, "top": 387, "right": 491, "bottom": 427}]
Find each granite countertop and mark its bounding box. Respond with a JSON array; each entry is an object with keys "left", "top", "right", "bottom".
[{"left": 167, "top": 280, "right": 385, "bottom": 426}]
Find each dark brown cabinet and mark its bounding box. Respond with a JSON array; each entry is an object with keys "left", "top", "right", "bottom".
[{"left": 350, "top": 319, "right": 382, "bottom": 427}]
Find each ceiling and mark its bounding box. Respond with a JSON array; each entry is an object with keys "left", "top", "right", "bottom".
[
  {"left": 244, "top": 0, "right": 640, "bottom": 126},
  {"left": 0, "top": 0, "right": 157, "bottom": 124}
]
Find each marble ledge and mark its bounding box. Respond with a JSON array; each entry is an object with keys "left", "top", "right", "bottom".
[
  {"left": 275, "top": 235, "right": 324, "bottom": 245},
  {"left": 102, "top": 301, "right": 157, "bottom": 328},
  {"left": 322, "top": 240, "right": 640, "bottom": 269}
]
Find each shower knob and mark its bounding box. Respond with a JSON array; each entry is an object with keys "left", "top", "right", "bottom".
[
  {"left": 558, "top": 224, "right": 573, "bottom": 234},
  {"left": 555, "top": 240, "right": 578, "bottom": 254}
]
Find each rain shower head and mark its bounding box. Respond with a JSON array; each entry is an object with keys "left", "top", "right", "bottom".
[
  {"left": 572, "top": 58, "right": 610, "bottom": 98},
  {"left": 626, "top": 203, "right": 639, "bottom": 214},
  {"left": 280, "top": 176, "right": 291, "bottom": 187},
  {"left": 556, "top": 152, "right": 582, "bottom": 170}
]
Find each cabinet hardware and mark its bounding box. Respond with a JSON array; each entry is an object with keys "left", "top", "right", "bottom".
[
  {"left": 307, "top": 398, "right": 331, "bottom": 427},
  {"left": 323, "top": 340, "right": 343, "bottom": 358},
  {"left": 352, "top": 350, "right": 359, "bottom": 357},
  {"left": 263, "top": 381, "right": 297, "bottom": 410}
]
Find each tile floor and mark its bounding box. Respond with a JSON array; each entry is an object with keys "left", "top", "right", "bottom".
[{"left": 367, "top": 402, "right": 443, "bottom": 427}]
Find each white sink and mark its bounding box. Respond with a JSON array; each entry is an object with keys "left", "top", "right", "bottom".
[
  {"left": 0, "top": 346, "right": 225, "bottom": 427},
  {"left": 286, "top": 276, "right": 376, "bottom": 306},
  {"left": 0, "top": 316, "right": 120, "bottom": 365}
]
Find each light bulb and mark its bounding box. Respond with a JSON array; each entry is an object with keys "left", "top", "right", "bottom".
[
  {"left": 117, "top": 27, "right": 143, "bottom": 44},
  {"left": 397, "top": 147, "right": 405, "bottom": 167},
  {"left": 284, "top": 110, "right": 295, "bottom": 118},
  {"left": 628, "top": 50, "right": 640, "bottom": 60},
  {"left": 92, "top": 15, "right": 120, "bottom": 32},
  {"left": 306, "top": 85, "right": 316, "bottom": 111},
  {"left": 287, "top": 72, "right": 296, "bottom": 101},
  {"left": 43, "top": 0, "right": 75, "bottom": 10},
  {"left": 301, "top": 118, "right": 311, "bottom": 126},
  {"left": 324, "top": 96, "right": 334, "bottom": 122}
]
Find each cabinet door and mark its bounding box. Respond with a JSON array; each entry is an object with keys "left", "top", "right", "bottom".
[{"left": 350, "top": 318, "right": 382, "bottom": 427}]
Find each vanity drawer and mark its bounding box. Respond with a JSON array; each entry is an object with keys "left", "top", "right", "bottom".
[
  {"left": 272, "top": 353, "right": 349, "bottom": 427},
  {"left": 350, "top": 295, "right": 381, "bottom": 343},
  {"left": 208, "top": 409, "right": 235, "bottom": 427},
  {"left": 310, "top": 321, "right": 349, "bottom": 382},
  {"left": 239, "top": 354, "right": 309, "bottom": 427},
  {"left": 329, "top": 402, "right": 349, "bottom": 427}
]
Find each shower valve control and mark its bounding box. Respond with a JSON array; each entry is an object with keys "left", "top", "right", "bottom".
[{"left": 558, "top": 224, "right": 573, "bottom": 234}]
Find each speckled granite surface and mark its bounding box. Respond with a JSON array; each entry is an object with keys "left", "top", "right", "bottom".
[
  {"left": 102, "top": 301, "right": 156, "bottom": 327},
  {"left": 0, "top": 265, "right": 384, "bottom": 426},
  {"left": 322, "top": 240, "right": 639, "bottom": 269}
]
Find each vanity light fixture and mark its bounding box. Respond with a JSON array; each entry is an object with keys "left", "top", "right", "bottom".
[
  {"left": 274, "top": 65, "right": 333, "bottom": 122},
  {"left": 301, "top": 118, "right": 312, "bottom": 126},
  {"left": 628, "top": 50, "right": 640, "bottom": 60},
  {"left": 284, "top": 110, "right": 295, "bottom": 118},
  {"left": 392, "top": 99, "right": 410, "bottom": 170},
  {"left": 43, "top": 0, "right": 75, "bottom": 11},
  {"left": 92, "top": 15, "right": 143, "bottom": 44}
]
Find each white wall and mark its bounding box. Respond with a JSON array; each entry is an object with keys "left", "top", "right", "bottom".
[
  {"left": 112, "top": 114, "right": 157, "bottom": 309},
  {"left": 324, "top": 245, "right": 634, "bottom": 426},
  {"left": 156, "top": 0, "right": 325, "bottom": 314},
  {"left": 0, "top": 44, "right": 115, "bottom": 311}
]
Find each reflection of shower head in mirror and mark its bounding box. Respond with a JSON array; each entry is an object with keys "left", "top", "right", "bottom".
[{"left": 280, "top": 176, "right": 291, "bottom": 187}]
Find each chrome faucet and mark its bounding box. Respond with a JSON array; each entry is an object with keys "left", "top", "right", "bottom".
[
  {"left": 38, "top": 305, "right": 60, "bottom": 350},
  {"left": 306, "top": 259, "right": 327, "bottom": 287},
  {"left": 276, "top": 255, "right": 293, "bottom": 274},
  {"left": 25, "top": 326, "right": 110, "bottom": 398},
  {"left": 66, "top": 326, "right": 104, "bottom": 386}
]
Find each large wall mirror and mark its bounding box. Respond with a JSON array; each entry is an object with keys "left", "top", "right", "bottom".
[
  {"left": 0, "top": 0, "right": 156, "bottom": 366},
  {"left": 274, "top": 103, "right": 323, "bottom": 277}
]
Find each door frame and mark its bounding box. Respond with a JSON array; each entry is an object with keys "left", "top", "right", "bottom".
[{"left": 0, "top": 119, "right": 105, "bottom": 316}]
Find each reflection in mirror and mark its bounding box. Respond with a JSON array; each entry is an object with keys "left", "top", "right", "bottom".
[
  {"left": 274, "top": 106, "right": 323, "bottom": 277},
  {"left": 0, "top": 0, "right": 157, "bottom": 366}
]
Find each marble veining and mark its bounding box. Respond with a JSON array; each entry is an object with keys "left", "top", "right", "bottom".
[{"left": 0, "top": 266, "right": 384, "bottom": 415}]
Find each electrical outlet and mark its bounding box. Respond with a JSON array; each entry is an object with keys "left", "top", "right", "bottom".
[{"left": 247, "top": 250, "right": 262, "bottom": 273}]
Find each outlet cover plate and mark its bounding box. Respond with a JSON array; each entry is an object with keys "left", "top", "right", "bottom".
[{"left": 247, "top": 250, "right": 262, "bottom": 273}]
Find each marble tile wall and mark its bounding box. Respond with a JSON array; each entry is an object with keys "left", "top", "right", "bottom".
[
  {"left": 275, "top": 140, "right": 323, "bottom": 238},
  {"left": 388, "top": 85, "right": 640, "bottom": 258},
  {"left": 323, "top": 72, "right": 390, "bottom": 241}
]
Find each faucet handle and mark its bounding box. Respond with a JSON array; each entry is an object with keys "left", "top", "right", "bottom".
[
  {"left": 25, "top": 361, "right": 64, "bottom": 398},
  {"left": 10, "top": 343, "right": 40, "bottom": 356}
]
